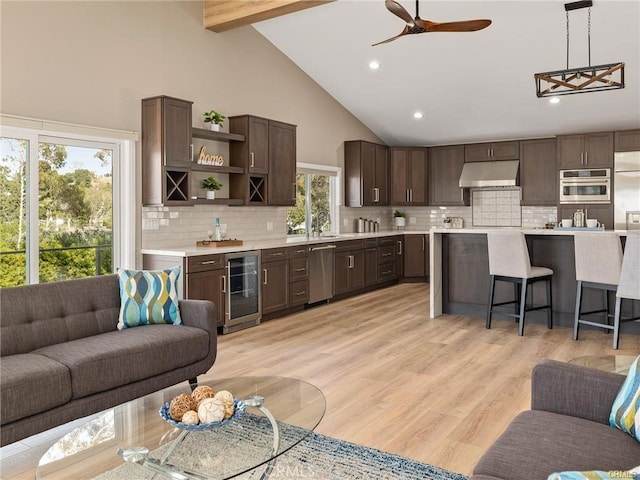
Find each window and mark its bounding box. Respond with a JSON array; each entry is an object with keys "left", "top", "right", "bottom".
[
  {"left": 0, "top": 118, "right": 136, "bottom": 287},
  {"left": 287, "top": 163, "right": 340, "bottom": 236}
]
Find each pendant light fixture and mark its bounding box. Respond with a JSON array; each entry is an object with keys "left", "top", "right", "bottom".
[{"left": 534, "top": 0, "right": 625, "bottom": 98}]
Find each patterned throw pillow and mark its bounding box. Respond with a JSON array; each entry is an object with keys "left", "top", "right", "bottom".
[
  {"left": 610, "top": 355, "right": 640, "bottom": 442},
  {"left": 117, "top": 267, "right": 182, "bottom": 329}
]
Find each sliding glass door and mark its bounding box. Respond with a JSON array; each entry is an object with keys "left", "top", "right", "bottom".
[{"left": 0, "top": 135, "right": 119, "bottom": 287}]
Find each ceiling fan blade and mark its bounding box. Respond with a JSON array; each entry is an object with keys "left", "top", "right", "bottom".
[
  {"left": 384, "top": 0, "right": 415, "bottom": 26},
  {"left": 424, "top": 19, "right": 492, "bottom": 32},
  {"left": 372, "top": 27, "right": 410, "bottom": 46}
]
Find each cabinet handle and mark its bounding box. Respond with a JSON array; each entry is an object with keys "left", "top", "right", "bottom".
[
  {"left": 460, "top": 188, "right": 464, "bottom": 202},
  {"left": 406, "top": 189, "right": 409, "bottom": 202},
  {"left": 250, "top": 152, "right": 255, "bottom": 168},
  {"left": 410, "top": 189, "right": 413, "bottom": 202},
  {"left": 381, "top": 252, "right": 392, "bottom": 257},
  {"left": 269, "top": 252, "right": 284, "bottom": 257},
  {"left": 397, "top": 240, "right": 403, "bottom": 256},
  {"left": 487, "top": 148, "right": 491, "bottom": 157},
  {"left": 294, "top": 249, "right": 306, "bottom": 254},
  {"left": 580, "top": 152, "right": 584, "bottom": 165},
  {"left": 348, "top": 255, "right": 354, "bottom": 269},
  {"left": 200, "top": 260, "right": 218, "bottom": 265},
  {"left": 374, "top": 187, "right": 380, "bottom": 203},
  {"left": 263, "top": 268, "right": 268, "bottom": 285},
  {"left": 585, "top": 151, "right": 588, "bottom": 165},
  {"left": 221, "top": 273, "right": 226, "bottom": 293},
  {"left": 294, "top": 268, "right": 306, "bottom": 272},
  {"left": 292, "top": 183, "right": 296, "bottom": 200},
  {"left": 294, "top": 291, "right": 306, "bottom": 296},
  {"left": 190, "top": 144, "right": 194, "bottom": 163}
]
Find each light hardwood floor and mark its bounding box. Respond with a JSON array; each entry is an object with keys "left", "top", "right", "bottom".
[{"left": 2, "top": 283, "right": 639, "bottom": 479}]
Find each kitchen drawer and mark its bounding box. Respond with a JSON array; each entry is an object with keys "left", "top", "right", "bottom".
[
  {"left": 262, "top": 247, "right": 289, "bottom": 262},
  {"left": 334, "top": 239, "right": 366, "bottom": 252},
  {"left": 187, "top": 254, "right": 224, "bottom": 273},
  {"left": 289, "top": 280, "right": 308, "bottom": 306},
  {"left": 365, "top": 238, "right": 377, "bottom": 248},
  {"left": 288, "top": 245, "right": 309, "bottom": 258},
  {"left": 289, "top": 257, "right": 309, "bottom": 281},
  {"left": 377, "top": 236, "right": 398, "bottom": 247},
  {"left": 378, "top": 262, "right": 398, "bottom": 281},
  {"left": 378, "top": 245, "right": 396, "bottom": 263}
]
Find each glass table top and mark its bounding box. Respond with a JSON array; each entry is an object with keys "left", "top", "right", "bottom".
[
  {"left": 36, "top": 376, "right": 326, "bottom": 480},
  {"left": 568, "top": 354, "right": 637, "bottom": 375}
]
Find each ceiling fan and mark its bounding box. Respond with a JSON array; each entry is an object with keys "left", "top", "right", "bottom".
[{"left": 373, "top": 0, "right": 492, "bottom": 46}]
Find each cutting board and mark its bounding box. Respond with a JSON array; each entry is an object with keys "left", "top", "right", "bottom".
[{"left": 196, "top": 239, "right": 243, "bottom": 248}]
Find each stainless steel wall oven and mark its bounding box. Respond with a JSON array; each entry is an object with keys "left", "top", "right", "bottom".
[
  {"left": 559, "top": 168, "right": 611, "bottom": 204},
  {"left": 223, "top": 250, "right": 261, "bottom": 334}
]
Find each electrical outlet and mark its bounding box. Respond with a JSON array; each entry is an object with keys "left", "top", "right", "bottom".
[
  {"left": 266, "top": 221, "right": 273, "bottom": 231},
  {"left": 410, "top": 217, "right": 417, "bottom": 224}
]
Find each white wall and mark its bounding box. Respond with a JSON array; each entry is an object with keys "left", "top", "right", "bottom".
[{"left": 1, "top": 0, "right": 383, "bottom": 255}]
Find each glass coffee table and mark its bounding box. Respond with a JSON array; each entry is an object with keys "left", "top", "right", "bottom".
[
  {"left": 36, "top": 376, "right": 325, "bottom": 480},
  {"left": 568, "top": 354, "right": 637, "bottom": 375}
]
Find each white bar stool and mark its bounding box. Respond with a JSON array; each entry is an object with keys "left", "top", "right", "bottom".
[
  {"left": 613, "top": 233, "right": 640, "bottom": 349},
  {"left": 573, "top": 232, "right": 623, "bottom": 344},
  {"left": 486, "top": 231, "right": 553, "bottom": 336}
]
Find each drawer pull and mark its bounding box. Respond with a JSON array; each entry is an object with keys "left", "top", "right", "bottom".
[
  {"left": 294, "top": 291, "right": 306, "bottom": 296},
  {"left": 200, "top": 260, "right": 218, "bottom": 265},
  {"left": 381, "top": 252, "right": 392, "bottom": 257},
  {"left": 294, "top": 268, "right": 306, "bottom": 272},
  {"left": 269, "top": 252, "right": 284, "bottom": 257}
]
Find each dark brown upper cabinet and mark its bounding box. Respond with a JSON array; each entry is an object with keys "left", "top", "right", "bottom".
[
  {"left": 229, "top": 115, "right": 297, "bottom": 206},
  {"left": 390, "top": 147, "right": 428, "bottom": 206},
  {"left": 142, "top": 96, "right": 194, "bottom": 206},
  {"left": 520, "top": 138, "right": 557, "bottom": 206},
  {"left": 615, "top": 129, "right": 640, "bottom": 152},
  {"left": 344, "top": 141, "right": 389, "bottom": 207},
  {"left": 428, "top": 145, "right": 470, "bottom": 206},
  {"left": 557, "top": 132, "right": 613, "bottom": 169},
  {"left": 464, "top": 141, "right": 519, "bottom": 162}
]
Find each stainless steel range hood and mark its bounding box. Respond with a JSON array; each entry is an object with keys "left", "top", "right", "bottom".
[{"left": 459, "top": 160, "right": 520, "bottom": 188}]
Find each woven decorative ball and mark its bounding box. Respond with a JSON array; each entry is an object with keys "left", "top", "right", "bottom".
[
  {"left": 169, "top": 394, "right": 198, "bottom": 421},
  {"left": 223, "top": 402, "right": 235, "bottom": 419},
  {"left": 198, "top": 397, "right": 226, "bottom": 423},
  {"left": 181, "top": 410, "right": 199, "bottom": 425},
  {"left": 214, "top": 390, "right": 234, "bottom": 407},
  {"left": 192, "top": 385, "right": 216, "bottom": 404}
]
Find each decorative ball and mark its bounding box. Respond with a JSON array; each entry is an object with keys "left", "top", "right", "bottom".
[
  {"left": 223, "top": 402, "right": 235, "bottom": 419},
  {"left": 214, "top": 390, "right": 234, "bottom": 407},
  {"left": 181, "top": 410, "right": 199, "bottom": 425},
  {"left": 192, "top": 385, "right": 216, "bottom": 404},
  {"left": 198, "top": 398, "right": 226, "bottom": 423},
  {"left": 169, "top": 394, "right": 198, "bottom": 421}
]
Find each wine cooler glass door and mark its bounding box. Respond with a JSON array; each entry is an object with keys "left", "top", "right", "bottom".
[{"left": 224, "top": 251, "right": 261, "bottom": 333}]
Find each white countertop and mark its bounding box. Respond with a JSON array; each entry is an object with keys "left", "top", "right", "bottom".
[
  {"left": 430, "top": 227, "right": 634, "bottom": 236},
  {"left": 141, "top": 230, "right": 424, "bottom": 257}
]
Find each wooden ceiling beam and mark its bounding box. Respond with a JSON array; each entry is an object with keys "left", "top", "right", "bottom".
[{"left": 204, "top": 0, "right": 335, "bottom": 33}]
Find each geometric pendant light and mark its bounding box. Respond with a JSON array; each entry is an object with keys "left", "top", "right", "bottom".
[{"left": 534, "top": 0, "right": 625, "bottom": 97}]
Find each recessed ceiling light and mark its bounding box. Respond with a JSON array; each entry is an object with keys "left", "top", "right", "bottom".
[
  {"left": 369, "top": 60, "right": 380, "bottom": 70},
  {"left": 413, "top": 112, "right": 423, "bottom": 119},
  {"left": 549, "top": 97, "right": 560, "bottom": 104}
]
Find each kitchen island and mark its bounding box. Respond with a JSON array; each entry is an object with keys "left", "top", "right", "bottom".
[{"left": 429, "top": 228, "right": 640, "bottom": 333}]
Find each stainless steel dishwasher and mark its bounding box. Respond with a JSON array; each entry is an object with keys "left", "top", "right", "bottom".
[{"left": 308, "top": 244, "right": 336, "bottom": 304}]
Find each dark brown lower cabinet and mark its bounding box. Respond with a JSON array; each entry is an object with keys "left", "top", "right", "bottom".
[
  {"left": 404, "top": 235, "right": 428, "bottom": 278},
  {"left": 334, "top": 249, "right": 365, "bottom": 295},
  {"left": 186, "top": 269, "right": 226, "bottom": 328},
  {"left": 261, "top": 259, "right": 289, "bottom": 315},
  {"left": 365, "top": 241, "right": 378, "bottom": 286}
]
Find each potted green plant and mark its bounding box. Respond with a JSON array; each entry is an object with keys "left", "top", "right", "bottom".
[
  {"left": 203, "top": 110, "right": 226, "bottom": 132},
  {"left": 201, "top": 176, "right": 223, "bottom": 200},
  {"left": 393, "top": 210, "right": 406, "bottom": 228}
]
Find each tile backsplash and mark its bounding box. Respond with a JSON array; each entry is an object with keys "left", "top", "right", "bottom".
[
  {"left": 472, "top": 188, "right": 521, "bottom": 227},
  {"left": 142, "top": 200, "right": 559, "bottom": 250}
]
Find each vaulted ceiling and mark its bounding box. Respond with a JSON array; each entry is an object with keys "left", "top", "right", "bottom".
[{"left": 209, "top": 0, "right": 640, "bottom": 146}]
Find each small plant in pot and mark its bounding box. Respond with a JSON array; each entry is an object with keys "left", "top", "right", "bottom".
[
  {"left": 201, "top": 176, "right": 223, "bottom": 200},
  {"left": 203, "top": 110, "right": 226, "bottom": 132},
  {"left": 393, "top": 210, "right": 406, "bottom": 228}
]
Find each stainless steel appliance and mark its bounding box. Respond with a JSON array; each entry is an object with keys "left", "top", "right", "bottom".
[
  {"left": 223, "top": 250, "right": 261, "bottom": 334},
  {"left": 459, "top": 160, "right": 519, "bottom": 188},
  {"left": 559, "top": 168, "right": 611, "bottom": 204},
  {"left": 308, "top": 244, "right": 335, "bottom": 304},
  {"left": 614, "top": 151, "right": 640, "bottom": 230}
]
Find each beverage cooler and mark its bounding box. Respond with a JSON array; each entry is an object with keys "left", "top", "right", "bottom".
[{"left": 223, "top": 250, "right": 261, "bottom": 334}]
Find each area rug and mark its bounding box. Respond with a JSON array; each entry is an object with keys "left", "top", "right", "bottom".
[{"left": 95, "top": 416, "right": 467, "bottom": 480}]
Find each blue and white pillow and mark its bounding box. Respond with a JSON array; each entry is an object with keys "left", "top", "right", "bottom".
[
  {"left": 117, "top": 267, "right": 182, "bottom": 329},
  {"left": 610, "top": 355, "right": 640, "bottom": 441}
]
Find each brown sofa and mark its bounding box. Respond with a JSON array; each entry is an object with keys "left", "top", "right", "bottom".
[
  {"left": 471, "top": 359, "right": 640, "bottom": 479},
  {"left": 0, "top": 274, "right": 217, "bottom": 446}
]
